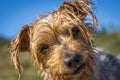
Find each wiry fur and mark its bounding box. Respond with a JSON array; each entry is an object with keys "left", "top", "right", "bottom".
[{"left": 8, "top": 0, "right": 120, "bottom": 80}]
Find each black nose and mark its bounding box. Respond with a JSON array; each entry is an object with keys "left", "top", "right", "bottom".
[{"left": 64, "top": 54, "right": 82, "bottom": 68}]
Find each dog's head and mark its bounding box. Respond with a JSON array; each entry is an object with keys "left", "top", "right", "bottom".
[{"left": 8, "top": 0, "right": 98, "bottom": 79}]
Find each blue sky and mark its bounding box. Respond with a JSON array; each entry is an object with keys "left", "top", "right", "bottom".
[{"left": 0, "top": 0, "right": 120, "bottom": 39}]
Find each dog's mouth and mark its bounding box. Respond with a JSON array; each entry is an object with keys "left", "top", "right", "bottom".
[
  {"left": 72, "top": 63, "right": 86, "bottom": 75},
  {"left": 64, "top": 63, "right": 86, "bottom": 76}
]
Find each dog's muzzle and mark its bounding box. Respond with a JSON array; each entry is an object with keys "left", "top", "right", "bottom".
[{"left": 64, "top": 54, "right": 86, "bottom": 75}]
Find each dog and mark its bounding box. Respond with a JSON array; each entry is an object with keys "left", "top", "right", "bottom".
[{"left": 8, "top": 0, "right": 120, "bottom": 80}]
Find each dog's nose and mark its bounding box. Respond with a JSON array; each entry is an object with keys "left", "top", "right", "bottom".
[{"left": 64, "top": 54, "right": 82, "bottom": 68}]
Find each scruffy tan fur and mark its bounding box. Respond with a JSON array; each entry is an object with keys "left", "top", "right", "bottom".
[{"left": 8, "top": 0, "right": 120, "bottom": 80}]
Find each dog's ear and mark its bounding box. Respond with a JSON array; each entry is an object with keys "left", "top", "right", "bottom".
[
  {"left": 8, "top": 25, "right": 32, "bottom": 75},
  {"left": 59, "top": 0, "right": 98, "bottom": 26}
]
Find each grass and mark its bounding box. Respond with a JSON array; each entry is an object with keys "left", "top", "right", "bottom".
[
  {"left": 95, "top": 33, "right": 120, "bottom": 55},
  {"left": 0, "top": 33, "right": 120, "bottom": 80}
]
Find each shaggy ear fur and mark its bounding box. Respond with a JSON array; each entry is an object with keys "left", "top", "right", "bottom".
[
  {"left": 59, "top": 0, "right": 98, "bottom": 26},
  {"left": 8, "top": 25, "right": 31, "bottom": 75}
]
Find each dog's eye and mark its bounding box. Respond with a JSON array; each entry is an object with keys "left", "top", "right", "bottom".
[
  {"left": 41, "top": 44, "right": 49, "bottom": 53},
  {"left": 72, "top": 27, "right": 80, "bottom": 37},
  {"left": 62, "top": 29, "right": 70, "bottom": 37}
]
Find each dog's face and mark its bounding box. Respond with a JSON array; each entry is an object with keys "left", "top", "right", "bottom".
[
  {"left": 9, "top": 0, "right": 98, "bottom": 79},
  {"left": 32, "top": 16, "right": 91, "bottom": 76}
]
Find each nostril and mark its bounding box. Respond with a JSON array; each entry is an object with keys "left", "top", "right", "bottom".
[
  {"left": 75, "top": 58, "right": 80, "bottom": 63},
  {"left": 66, "top": 61, "right": 72, "bottom": 67},
  {"left": 74, "top": 54, "right": 81, "bottom": 63},
  {"left": 64, "top": 58, "right": 72, "bottom": 67}
]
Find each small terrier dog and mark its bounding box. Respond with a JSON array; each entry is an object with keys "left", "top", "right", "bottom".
[{"left": 9, "top": 0, "right": 120, "bottom": 80}]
